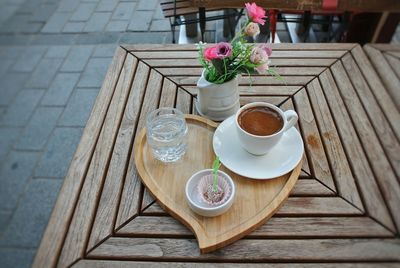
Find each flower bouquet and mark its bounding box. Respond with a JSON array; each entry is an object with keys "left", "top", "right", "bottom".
[
  {"left": 197, "top": 2, "right": 280, "bottom": 84},
  {"left": 195, "top": 2, "right": 281, "bottom": 121}
]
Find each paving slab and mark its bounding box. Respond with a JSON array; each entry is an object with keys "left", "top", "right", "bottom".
[
  {"left": 44, "top": 45, "right": 70, "bottom": 58},
  {"left": 70, "top": 3, "right": 97, "bottom": 22},
  {"left": 127, "top": 10, "right": 153, "bottom": 31},
  {"left": 0, "top": 89, "right": 44, "bottom": 127},
  {"left": 26, "top": 58, "right": 63, "bottom": 88},
  {"left": 96, "top": 0, "right": 119, "bottom": 12},
  {"left": 112, "top": 2, "right": 136, "bottom": 20},
  {"left": 62, "top": 22, "right": 86, "bottom": 33},
  {"left": 58, "top": 89, "right": 98, "bottom": 127},
  {"left": 0, "top": 178, "right": 62, "bottom": 248},
  {"left": 92, "top": 44, "right": 117, "bottom": 57},
  {"left": 77, "top": 57, "right": 112, "bottom": 87},
  {"left": 41, "top": 12, "right": 71, "bottom": 33},
  {"left": 0, "top": 211, "right": 11, "bottom": 237},
  {"left": 0, "top": 248, "right": 36, "bottom": 268},
  {"left": 34, "top": 127, "right": 83, "bottom": 178},
  {"left": 0, "top": 73, "right": 30, "bottom": 106},
  {"left": 0, "top": 151, "right": 40, "bottom": 211},
  {"left": 0, "top": 127, "right": 21, "bottom": 163},
  {"left": 15, "top": 107, "right": 63, "bottom": 151},
  {"left": 84, "top": 12, "right": 112, "bottom": 32},
  {"left": 60, "top": 45, "right": 93, "bottom": 72},
  {"left": 11, "top": 46, "right": 47, "bottom": 72},
  {"left": 40, "top": 73, "right": 80, "bottom": 106}
]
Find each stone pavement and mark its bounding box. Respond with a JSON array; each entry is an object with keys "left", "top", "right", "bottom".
[{"left": 0, "top": 0, "right": 176, "bottom": 267}]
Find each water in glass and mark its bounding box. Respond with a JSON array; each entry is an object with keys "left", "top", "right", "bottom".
[{"left": 146, "top": 108, "right": 188, "bottom": 162}]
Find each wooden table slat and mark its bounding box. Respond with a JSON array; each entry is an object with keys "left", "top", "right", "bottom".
[
  {"left": 88, "top": 237, "right": 400, "bottom": 261},
  {"left": 116, "top": 67, "right": 164, "bottom": 228},
  {"left": 364, "top": 45, "right": 400, "bottom": 109},
  {"left": 341, "top": 53, "right": 400, "bottom": 178},
  {"left": 293, "top": 89, "right": 335, "bottom": 190},
  {"left": 158, "top": 67, "right": 326, "bottom": 76},
  {"left": 115, "top": 61, "right": 151, "bottom": 228},
  {"left": 87, "top": 56, "right": 144, "bottom": 251},
  {"left": 319, "top": 69, "right": 396, "bottom": 232},
  {"left": 331, "top": 60, "right": 400, "bottom": 232},
  {"left": 58, "top": 53, "right": 137, "bottom": 267},
  {"left": 306, "top": 78, "right": 363, "bottom": 211},
  {"left": 132, "top": 50, "right": 348, "bottom": 59},
  {"left": 351, "top": 46, "right": 400, "bottom": 140},
  {"left": 74, "top": 260, "right": 400, "bottom": 268},
  {"left": 383, "top": 53, "right": 400, "bottom": 79},
  {"left": 117, "top": 216, "right": 392, "bottom": 238},
  {"left": 33, "top": 47, "right": 127, "bottom": 268},
  {"left": 142, "top": 197, "right": 363, "bottom": 216}
]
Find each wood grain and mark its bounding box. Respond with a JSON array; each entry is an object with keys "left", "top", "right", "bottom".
[
  {"left": 384, "top": 53, "right": 400, "bottom": 79},
  {"left": 157, "top": 67, "right": 325, "bottom": 76},
  {"left": 331, "top": 61, "right": 400, "bottom": 232},
  {"left": 293, "top": 88, "right": 335, "bottom": 190},
  {"left": 306, "top": 78, "right": 363, "bottom": 210},
  {"left": 74, "top": 260, "right": 400, "bottom": 268},
  {"left": 319, "top": 69, "right": 396, "bottom": 232},
  {"left": 351, "top": 46, "right": 400, "bottom": 140},
  {"left": 33, "top": 46, "right": 127, "bottom": 268},
  {"left": 89, "top": 237, "right": 400, "bottom": 261},
  {"left": 279, "top": 98, "right": 312, "bottom": 176},
  {"left": 341, "top": 53, "right": 400, "bottom": 178},
  {"left": 116, "top": 68, "right": 163, "bottom": 228},
  {"left": 364, "top": 45, "right": 400, "bottom": 109},
  {"left": 57, "top": 54, "right": 136, "bottom": 267},
  {"left": 141, "top": 58, "right": 337, "bottom": 68},
  {"left": 142, "top": 196, "right": 361, "bottom": 216},
  {"left": 133, "top": 50, "right": 347, "bottom": 59},
  {"left": 117, "top": 216, "right": 391, "bottom": 238},
  {"left": 87, "top": 56, "right": 143, "bottom": 251}
]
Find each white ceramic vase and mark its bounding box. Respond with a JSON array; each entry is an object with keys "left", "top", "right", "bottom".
[{"left": 195, "top": 70, "right": 240, "bottom": 121}]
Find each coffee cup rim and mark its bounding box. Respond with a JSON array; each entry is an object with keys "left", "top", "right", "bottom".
[{"left": 235, "top": 102, "right": 286, "bottom": 138}]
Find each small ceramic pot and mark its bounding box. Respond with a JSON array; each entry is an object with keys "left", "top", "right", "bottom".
[
  {"left": 195, "top": 70, "right": 240, "bottom": 121},
  {"left": 185, "top": 169, "right": 235, "bottom": 217}
]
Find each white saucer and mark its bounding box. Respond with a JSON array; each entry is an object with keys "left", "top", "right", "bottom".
[{"left": 213, "top": 116, "right": 304, "bottom": 180}]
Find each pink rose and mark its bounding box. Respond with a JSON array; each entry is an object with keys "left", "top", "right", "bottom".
[
  {"left": 244, "top": 22, "right": 260, "bottom": 37},
  {"left": 250, "top": 46, "right": 268, "bottom": 64},
  {"left": 203, "top": 42, "right": 232, "bottom": 61},
  {"left": 204, "top": 46, "right": 218, "bottom": 61},
  {"left": 259, "top": 43, "right": 272, "bottom": 56},
  {"left": 255, "top": 63, "right": 269, "bottom": 74},
  {"left": 215, "top": 42, "right": 232, "bottom": 59},
  {"left": 245, "top": 2, "right": 266, "bottom": 25}
]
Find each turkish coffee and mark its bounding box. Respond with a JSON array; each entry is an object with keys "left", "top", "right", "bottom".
[{"left": 238, "top": 106, "right": 284, "bottom": 136}]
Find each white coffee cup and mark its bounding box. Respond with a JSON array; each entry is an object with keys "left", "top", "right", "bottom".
[{"left": 235, "top": 102, "right": 298, "bottom": 155}]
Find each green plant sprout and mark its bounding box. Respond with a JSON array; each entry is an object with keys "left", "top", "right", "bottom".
[{"left": 212, "top": 156, "right": 221, "bottom": 192}]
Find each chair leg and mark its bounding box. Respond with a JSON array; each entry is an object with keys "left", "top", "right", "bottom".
[{"left": 199, "top": 7, "right": 206, "bottom": 42}]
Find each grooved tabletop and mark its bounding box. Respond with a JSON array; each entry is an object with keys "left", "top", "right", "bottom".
[{"left": 34, "top": 44, "right": 400, "bottom": 267}]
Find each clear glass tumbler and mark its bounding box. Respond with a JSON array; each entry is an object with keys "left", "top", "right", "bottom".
[{"left": 146, "top": 107, "right": 188, "bottom": 162}]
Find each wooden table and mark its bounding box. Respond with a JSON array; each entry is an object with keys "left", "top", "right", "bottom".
[{"left": 34, "top": 44, "right": 400, "bottom": 267}]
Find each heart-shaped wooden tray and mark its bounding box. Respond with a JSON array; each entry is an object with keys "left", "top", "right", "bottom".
[{"left": 134, "top": 114, "right": 302, "bottom": 253}]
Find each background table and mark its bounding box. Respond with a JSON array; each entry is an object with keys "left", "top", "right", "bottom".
[{"left": 34, "top": 44, "right": 400, "bottom": 267}]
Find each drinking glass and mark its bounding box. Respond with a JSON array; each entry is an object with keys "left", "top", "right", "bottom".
[{"left": 146, "top": 107, "right": 188, "bottom": 162}]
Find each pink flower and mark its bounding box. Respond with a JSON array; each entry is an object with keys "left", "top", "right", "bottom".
[
  {"left": 204, "top": 46, "right": 218, "bottom": 61},
  {"left": 250, "top": 46, "right": 269, "bottom": 64},
  {"left": 255, "top": 63, "right": 269, "bottom": 74},
  {"left": 215, "top": 42, "right": 232, "bottom": 59},
  {"left": 244, "top": 22, "right": 260, "bottom": 37},
  {"left": 203, "top": 42, "right": 232, "bottom": 61},
  {"left": 259, "top": 43, "right": 272, "bottom": 56},
  {"left": 250, "top": 44, "right": 272, "bottom": 74},
  {"left": 245, "top": 2, "right": 266, "bottom": 25}
]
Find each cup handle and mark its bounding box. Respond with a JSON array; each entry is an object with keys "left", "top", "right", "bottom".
[{"left": 283, "top": 110, "right": 298, "bottom": 132}]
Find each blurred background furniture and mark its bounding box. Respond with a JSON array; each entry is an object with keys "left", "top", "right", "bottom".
[{"left": 164, "top": 0, "right": 400, "bottom": 43}]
